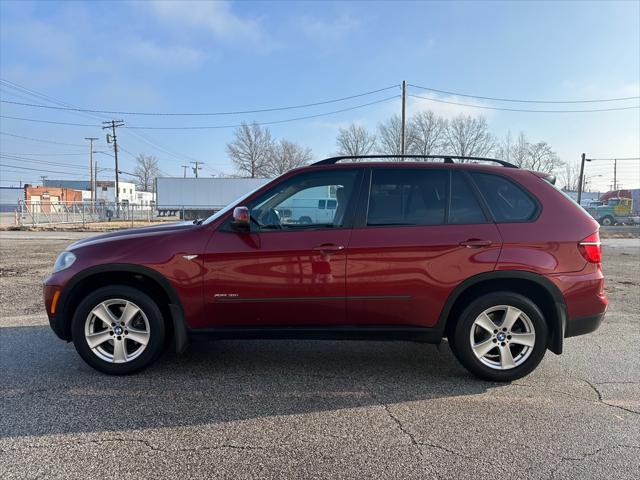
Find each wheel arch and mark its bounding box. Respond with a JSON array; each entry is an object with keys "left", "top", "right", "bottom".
[
  {"left": 58, "top": 264, "right": 188, "bottom": 353},
  {"left": 439, "top": 270, "right": 566, "bottom": 354}
]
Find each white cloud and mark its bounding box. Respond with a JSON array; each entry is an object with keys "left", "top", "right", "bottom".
[
  {"left": 128, "top": 41, "right": 205, "bottom": 68},
  {"left": 298, "top": 14, "right": 361, "bottom": 43},
  {"left": 144, "top": 0, "right": 264, "bottom": 43}
]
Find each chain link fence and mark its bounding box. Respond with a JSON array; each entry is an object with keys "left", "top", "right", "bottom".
[{"left": 14, "top": 201, "right": 159, "bottom": 227}]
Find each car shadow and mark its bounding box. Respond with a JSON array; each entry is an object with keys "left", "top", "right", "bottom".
[{"left": 0, "top": 325, "right": 494, "bottom": 439}]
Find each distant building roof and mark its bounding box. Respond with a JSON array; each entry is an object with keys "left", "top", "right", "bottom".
[{"left": 44, "top": 179, "right": 91, "bottom": 190}]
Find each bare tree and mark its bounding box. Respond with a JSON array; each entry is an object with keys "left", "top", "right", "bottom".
[
  {"left": 409, "top": 111, "right": 445, "bottom": 156},
  {"left": 133, "top": 153, "right": 160, "bottom": 192},
  {"left": 263, "top": 139, "right": 313, "bottom": 177},
  {"left": 226, "top": 122, "right": 274, "bottom": 177},
  {"left": 377, "top": 115, "right": 416, "bottom": 156},
  {"left": 336, "top": 123, "right": 377, "bottom": 157},
  {"left": 443, "top": 114, "right": 494, "bottom": 159},
  {"left": 495, "top": 130, "right": 514, "bottom": 162},
  {"left": 526, "top": 141, "right": 563, "bottom": 173},
  {"left": 511, "top": 132, "right": 531, "bottom": 167},
  {"left": 559, "top": 161, "right": 581, "bottom": 191}
]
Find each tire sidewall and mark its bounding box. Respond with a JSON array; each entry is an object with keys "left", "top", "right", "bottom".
[
  {"left": 600, "top": 216, "right": 613, "bottom": 226},
  {"left": 71, "top": 285, "right": 165, "bottom": 375},
  {"left": 453, "top": 292, "right": 548, "bottom": 382}
]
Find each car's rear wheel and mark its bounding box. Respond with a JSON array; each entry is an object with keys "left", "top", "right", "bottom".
[
  {"left": 71, "top": 285, "right": 165, "bottom": 375},
  {"left": 450, "top": 292, "right": 548, "bottom": 381}
]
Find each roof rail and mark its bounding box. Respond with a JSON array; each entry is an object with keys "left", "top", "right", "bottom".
[{"left": 312, "top": 155, "right": 518, "bottom": 168}]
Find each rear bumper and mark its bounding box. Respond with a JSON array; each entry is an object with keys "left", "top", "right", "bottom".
[
  {"left": 549, "top": 267, "right": 608, "bottom": 340},
  {"left": 565, "top": 312, "right": 606, "bottom": 338}
]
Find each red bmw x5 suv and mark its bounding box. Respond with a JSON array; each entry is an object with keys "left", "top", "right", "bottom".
[{"left": 44, "top": 155, "right": 607, "bottom": 381}]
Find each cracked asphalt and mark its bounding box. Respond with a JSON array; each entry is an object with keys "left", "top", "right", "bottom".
[{"left": 1, "top": 232, "right": 639, "bottom": 479}]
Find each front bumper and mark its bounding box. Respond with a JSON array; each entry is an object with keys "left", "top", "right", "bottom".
[{"left": 43, "top": 284, "right": 68, "bottom": 340}]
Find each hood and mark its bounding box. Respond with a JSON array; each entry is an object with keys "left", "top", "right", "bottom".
[{"left": 67, "top": 221, "right": 196, "bottom": 250}]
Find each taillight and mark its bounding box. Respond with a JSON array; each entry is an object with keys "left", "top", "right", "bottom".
[{"left": 579, "top": 232, "right": 602, "bottom": 263}]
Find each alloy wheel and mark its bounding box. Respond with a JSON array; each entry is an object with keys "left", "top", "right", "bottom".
[
  {"left": 84, "top": 299, "right": 150, "bottom": 363},
  {"left": 469, "top": 305, "right": 536, "bottom": 370}
]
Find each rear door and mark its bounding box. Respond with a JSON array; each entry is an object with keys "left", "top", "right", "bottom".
[{"left": 346, "top": 167, "right": 503, "bottom": 327}]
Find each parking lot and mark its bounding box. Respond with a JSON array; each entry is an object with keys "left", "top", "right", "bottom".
[{"left": 0, "top": 231, "right": 638, "bottom": 479}]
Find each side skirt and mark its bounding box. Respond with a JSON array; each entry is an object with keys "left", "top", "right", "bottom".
[{"left": 187, "top": 326, "right": 443, "bottom": 343}]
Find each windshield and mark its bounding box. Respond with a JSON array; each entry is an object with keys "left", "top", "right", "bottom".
[{"left": 202, "top": 183, "right": 268, "bottom": 225}]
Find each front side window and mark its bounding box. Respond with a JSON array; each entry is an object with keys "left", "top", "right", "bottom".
[
  {"left": 471, "top": 172, "right": 537, "bottom": 222},
  {"left": 248, "top": 170, "right": 359, "bottom": 230},
  {"left": 367, "top": 169, "right": 448, "bottom": 226}
]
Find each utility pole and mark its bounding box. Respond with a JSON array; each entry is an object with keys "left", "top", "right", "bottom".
[
  {"left": 94, "top": 160, "right": 98, "bottom": 202},
  {"left": 85, "top": 137, "right": 98, "bottom": 202},
  {"left": 401, "top": 80, "right": 406, "bottom": 157},
  {"left": 40, "top": 175, "right": 47, "bottom": 186},
  {"left": 181, "top": 165, "right": 189, "bottom": 178},
  {"left": 190, "top": 161, "right": 203, "bottom": 178},
  {"left": 613, "top": 159, "right": 617, "bottom": 191},
  {"left": 102, "top": 120, "right": 124, "bottom": 209},
  {"left": 577, "top": 152, "right": 591, "bottom": 205}
]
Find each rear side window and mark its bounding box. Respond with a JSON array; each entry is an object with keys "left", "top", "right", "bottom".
[
  {"left": 471, "top": 172, "right": 537, "bottom": 222},
  {"left": 368, "top": 169, "right": 447, "bottom": 226},
  {"left": 449, "top": 171, "right": 487, "bottom": 224}
]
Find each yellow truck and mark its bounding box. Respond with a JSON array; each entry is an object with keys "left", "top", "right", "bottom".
[{"left": 586, "top": 197, "right": 638, "bottom": 226}]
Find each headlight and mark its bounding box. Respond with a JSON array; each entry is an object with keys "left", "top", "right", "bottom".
[{"left": 53, "top": 251, "right": 76, "bottom": 273}]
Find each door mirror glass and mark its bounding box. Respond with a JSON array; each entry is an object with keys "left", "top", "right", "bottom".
[{"left": 232, "top": 206, "right": 250, "bottom": 230}]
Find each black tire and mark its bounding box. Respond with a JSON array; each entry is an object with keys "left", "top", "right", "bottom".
[
  {"left": 599, "top": 216, "right": 614, "bottom": 227},
  {"left": 450, "top": 292, "right": 548, "bottom": 382},
  {"left": 71, "top": 285, "right": 166, "bottom": 375}
]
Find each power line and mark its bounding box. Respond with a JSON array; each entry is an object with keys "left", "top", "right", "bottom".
[
  {"left": 127, "top": 96, "right": 400, "bottom": 130},
  {"left": 0, "top": 131, "right": 88, "bottom": 147},
  {"left": 0, "top": 163, "right": 90, "bottom": 176},
  {"left": 588, "top": 157, "right": 640, "bottom": 161},
  {"left": 0, "top": 79, "right": 110, "bottom": 122},
  {"left": 0, "top": 115, "right": 97, "bottom": 127},
  {"left": 408, "top": 93, "right": 640, "bottom": 113},
  {"left": 0, "top": 154, "right": 88, "bottom": 170},
  {"left": 0, "top": 151, "right": 107, "bottom": 156},
  {"left": 1, "top": 80, "right": 201, "bottom": 173},
  {"left": 408, "top": 83, "right": 640, "bottom": 104},
  {"left": 0, "top": 85, "right": 400, "bottom": 116},
  {"left": 0, "top": 95, "right": 399, "bottom": 130}
]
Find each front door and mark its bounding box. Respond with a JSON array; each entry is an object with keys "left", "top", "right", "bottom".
[
  {"left": 202, "top": 168, "right": 362, "bottom": 327},
  {"left": 346, "top": 167, "right": 503, "bottom": 327}
]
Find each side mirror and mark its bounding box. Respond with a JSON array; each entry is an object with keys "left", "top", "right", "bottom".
[{"left": 232, "top": 206, "right": 250, "bottom": 230}]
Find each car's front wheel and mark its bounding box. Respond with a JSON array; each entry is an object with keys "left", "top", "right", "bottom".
[
  {"left": 71, "top": 285, "right": 165, "bottom": 375},
  {"left": 450, "top": 292, "right": 548, "bottom": 382}
]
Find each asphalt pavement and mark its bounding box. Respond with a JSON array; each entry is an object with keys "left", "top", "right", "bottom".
[{"left": 0, "top": 233, "right": 638, "bottom": 479}]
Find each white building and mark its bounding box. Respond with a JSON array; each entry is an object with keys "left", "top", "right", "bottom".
[{"left": 94, "top": 181, "right": 155, "bottom": 208}]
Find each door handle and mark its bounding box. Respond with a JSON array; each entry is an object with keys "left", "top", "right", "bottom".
[
  {"left": 312, "top": 244, "right": 345, "bottom": 254},
  {"left": 459, "top": 239, "right": 492, "bottom": 248}
]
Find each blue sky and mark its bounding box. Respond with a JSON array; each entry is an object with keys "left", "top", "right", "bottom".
[{"left": 0, "top": 0, "right": 638, "bottom": 190}]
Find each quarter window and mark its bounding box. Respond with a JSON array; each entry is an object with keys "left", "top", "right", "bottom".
[
  {"left": 471, "top": 172, "right": 537, "bottom": 222},
  {"left": 367, "top": 169, "right": 448, "bottom": 226}
]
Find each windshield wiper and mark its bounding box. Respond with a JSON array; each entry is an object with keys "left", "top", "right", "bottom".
[{"left": 192, "top": 218, "right": 203, "bottom": 225}]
